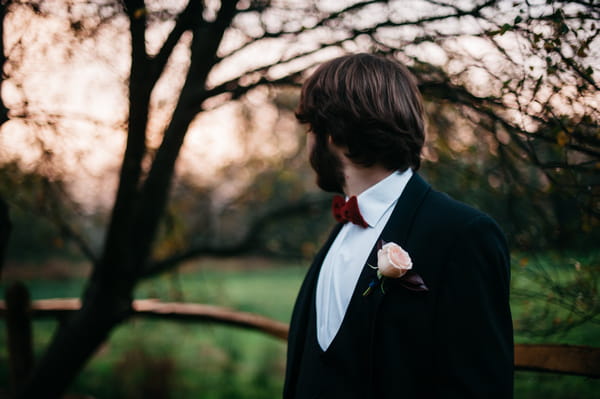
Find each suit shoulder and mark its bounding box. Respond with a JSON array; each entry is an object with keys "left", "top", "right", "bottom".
[
  {"left": 417, "top": 188, "right": 505, "bottom": 240},
  {"left": 414, "top": 188, "right": 510, "bottom": 278},
  {"left": 423, "top": 188, "right": 487, "bottom": 221}
]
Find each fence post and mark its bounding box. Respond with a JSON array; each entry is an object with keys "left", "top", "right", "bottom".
[{"left": 6, "top": 281, "right": 34, "bottom": 395}]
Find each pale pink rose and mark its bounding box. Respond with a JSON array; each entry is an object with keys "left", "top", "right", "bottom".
[{"left": 377, "top": 242, "right": 412, "bottom": 278}]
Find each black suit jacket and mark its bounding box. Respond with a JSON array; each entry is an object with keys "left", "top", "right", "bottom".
[{"left": 284, "top": 173, "right": 513, "bottom": 398}]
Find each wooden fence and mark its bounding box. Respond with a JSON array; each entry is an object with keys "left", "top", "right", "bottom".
[{"left": 1, "top": 290, "right": 599, "bottom": 393}]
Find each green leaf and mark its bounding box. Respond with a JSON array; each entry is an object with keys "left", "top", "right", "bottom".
[{"left": 500, "top": 23, "right": 512, "bottom": 35}]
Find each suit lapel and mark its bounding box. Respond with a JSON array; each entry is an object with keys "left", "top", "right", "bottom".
[
  {"left": 285, "top": 222, "right": 343, "bottom": 393},
  {"left": 380, "top": 172, "right": 431, "bottom": 247}
]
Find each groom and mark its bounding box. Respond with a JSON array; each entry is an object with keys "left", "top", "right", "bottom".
[{"left": 284, "top": 53, "right": 513, "bottom": 398}]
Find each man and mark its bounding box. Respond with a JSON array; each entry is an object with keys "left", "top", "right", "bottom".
[{"left": 284, "top": 53, "right": 513, "bottom": 399}]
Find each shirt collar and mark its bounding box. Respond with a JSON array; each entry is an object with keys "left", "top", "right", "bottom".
[{"left": 355, "top": 168, "right": 413, "bottom": 228}]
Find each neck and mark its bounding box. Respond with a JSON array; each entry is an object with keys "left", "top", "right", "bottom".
[{"left": 342, "top": 162, "right": 394, "bottom": 197}]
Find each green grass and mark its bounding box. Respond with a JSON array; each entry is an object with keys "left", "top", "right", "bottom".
[{"left": 1, "top": 255, "right": 599, "bottom": 398}]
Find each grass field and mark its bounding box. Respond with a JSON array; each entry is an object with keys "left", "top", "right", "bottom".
[{"left": 1, "top": 254, "right": 599, "bottom": 398}]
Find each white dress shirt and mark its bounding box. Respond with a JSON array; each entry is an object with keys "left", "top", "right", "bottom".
[{"left": 315, "top": 168, "right": 413, "bottom": 350}]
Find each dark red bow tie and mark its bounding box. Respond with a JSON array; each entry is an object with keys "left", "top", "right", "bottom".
[{"left": 332, "top": 195, "right": 368, "bottom": 228}]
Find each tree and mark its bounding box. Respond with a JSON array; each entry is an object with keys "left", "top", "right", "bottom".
[
  {"left": 1, "top": 0, "right": 598, "bottom": 396},
  {"left": 0, "top": 196, "right": 9, "bottom": 273},
  {"left": 0, "top": 0, "right": 8, "bottom": 126}
]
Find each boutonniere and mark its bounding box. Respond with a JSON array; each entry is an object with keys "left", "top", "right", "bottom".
[{"left": 363, "top": 240, "right": 429, "bottom": 296}]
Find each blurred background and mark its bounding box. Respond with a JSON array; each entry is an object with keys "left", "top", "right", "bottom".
[{"left": 0, "top": 0, "right": 598, "bottom": 398}]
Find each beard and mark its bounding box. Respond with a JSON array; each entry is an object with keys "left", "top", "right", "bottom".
[{"left": 309, "top": 135, "right": 345, "bottom": 194}]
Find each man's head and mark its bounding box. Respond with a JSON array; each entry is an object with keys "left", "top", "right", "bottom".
[{"left": 297, "top": 53, "right": 425, "bottom": 192}]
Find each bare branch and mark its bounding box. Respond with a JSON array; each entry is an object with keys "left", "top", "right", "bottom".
[
  {"left": 223, "top": 0, "right": 381, "bottom": 59},
  {"left": 0, "top": 1, "right": 9, "bottom": 125},
  {"left": 53, "top": 217, "right": 98, "bottom": 265},
  {"left": 203, "top": 73, "right": 301, "bottom": 109},
  {"left": 223, "top": 0, "right": 495, "bottom": 63},
  {"left": 149, "top": 1, "right": 204, "bottom": 86},
  {"left": 131, "top": 1, "right": 241, "bottom": 273},
  {"left": 42, "top": 179, "right": 98, "bottom": 265},
  {"left": 141, "top": 194, "right": 330, "bottom": 279},
  {"left": 555, "top": 47, "right": 599, "bottom": 91}
]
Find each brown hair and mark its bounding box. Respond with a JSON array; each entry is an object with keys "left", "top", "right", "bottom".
[{"left": 296, "top": 53, "right": 425, "bottom": 170}]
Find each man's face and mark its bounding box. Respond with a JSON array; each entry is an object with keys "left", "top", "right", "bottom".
[{"left": 307, "top": 132, "right": 345, "bottom": 194}]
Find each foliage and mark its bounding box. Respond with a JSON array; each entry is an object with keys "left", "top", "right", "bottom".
[
  {"left": 512, "top": 251, "right": 600, "bottom": 337},
  {"left": 420, "top": 149, "right": 598, "bottom": 250},
  {"left": 0, "top": 162, "right": 90, "bottom": 262}
]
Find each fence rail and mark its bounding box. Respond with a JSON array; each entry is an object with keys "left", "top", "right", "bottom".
[{"left": 1, "top": 297, "right": 599, "bottom": 379}]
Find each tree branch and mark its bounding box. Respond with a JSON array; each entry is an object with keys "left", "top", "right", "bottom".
[
  {"left": 131, "top": 1, "right": 240, "bottom": 274},
  {"left": 555, "top": 46, "right": 599, "bottom": 91},
  {"left": 222, "top": 0, "right": 496, "bottom": 62},
  {"left": 0, "top": 0, "right": 9, "bottom": 125},
  {"left": 148, "top": 1, "right": 204, "bottom": 87},
  {"left": 202, "top": 74, "right": 301, "bottom": 110},
  {"left": 141, "top": 194, "right": 330, "bottom": 279},
  {"left": 222, "top": 0, "right": 381, "bottom": 60}
]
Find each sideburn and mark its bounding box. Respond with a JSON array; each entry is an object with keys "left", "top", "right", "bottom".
[{"left": 309, "top": 135, "right": 345, "bottom": 194}]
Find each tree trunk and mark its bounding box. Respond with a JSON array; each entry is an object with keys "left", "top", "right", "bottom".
[{"left": 17, "top": 283, "right": 131, "bottom": 399}]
